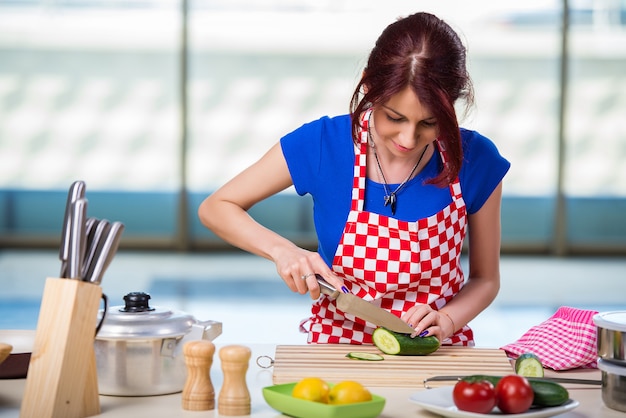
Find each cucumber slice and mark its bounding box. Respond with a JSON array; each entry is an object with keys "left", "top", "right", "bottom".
[
  {"left": 515, "top": 352, "right": 544, "bottom": 377},
  {"left": 346, "top": 352, "right": 384, "bottom": 361},
  {"left": 372, "top": 328, "right": 402, "bottom": 355}
]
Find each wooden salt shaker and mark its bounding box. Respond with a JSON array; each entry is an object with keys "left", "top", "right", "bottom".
[
  {"left": 182, "top": 340, "right": 215, "bottom": 411},
  {"left": 218, "top": 345, "right": 251, "bottom": 416}
]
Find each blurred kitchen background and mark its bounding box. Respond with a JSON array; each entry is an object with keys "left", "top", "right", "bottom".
[{"left": 0, "top": 0, "right": 624, "bottom": 347}]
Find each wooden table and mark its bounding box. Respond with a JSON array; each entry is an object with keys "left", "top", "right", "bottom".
[{"left": 0, "top": 344, "right": 621, "bottom": 418}]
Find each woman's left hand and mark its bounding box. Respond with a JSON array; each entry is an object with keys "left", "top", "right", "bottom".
[{"left": 401, "top": 304, "right": 455, "bottom": 342}]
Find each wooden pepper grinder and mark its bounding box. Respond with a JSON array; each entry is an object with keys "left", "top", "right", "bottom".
[
  {"left": 218, "top": 345, "right": 251, "bottom": 416},
  {"left": 182, "top": 340, "right": 215, "bottom": 411}
]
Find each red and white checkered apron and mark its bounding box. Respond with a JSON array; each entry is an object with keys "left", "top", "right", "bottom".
[{"left": 305, "top": 109, "right": 474, "bottom": 346}]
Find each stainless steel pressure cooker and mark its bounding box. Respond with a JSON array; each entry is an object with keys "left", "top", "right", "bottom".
[{"left": 95, "top": 292, "right": 221, "bottom": 396}]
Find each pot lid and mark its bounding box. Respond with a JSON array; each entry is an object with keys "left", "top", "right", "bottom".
[
  {"left": 598, "top": 358, "right": 626, "bottom": 376},
  {"left": 96, "top": 292, "right": 196, "bottom": 340},
  {"left": 593, "top": 311, "right": 626, "bottom": 332}
]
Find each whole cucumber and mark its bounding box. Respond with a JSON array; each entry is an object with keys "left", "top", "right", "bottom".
[{"left": 372, "top": 328, "right": 440, "bottom": 355}]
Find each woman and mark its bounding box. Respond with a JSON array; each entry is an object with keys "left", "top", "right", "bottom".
[{"left": 198, "top": 12, "right": 510, "bottom": 346}]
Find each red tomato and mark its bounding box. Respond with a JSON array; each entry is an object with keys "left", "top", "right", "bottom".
[
  {"left": 495, "top": 375, "right": 534, "bottom": 414},
  {"left": 452, "top": 379, "right": 497, "bottom": 414}
]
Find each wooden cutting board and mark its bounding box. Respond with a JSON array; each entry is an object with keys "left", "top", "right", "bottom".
[{"left": 272, "top": 345, "right": 513, "bottom": 388}]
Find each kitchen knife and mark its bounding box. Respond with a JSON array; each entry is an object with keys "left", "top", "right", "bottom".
[
  {"left": 67, "top": 197, "right": 88, "bottom": 279},
  {"left": 59, "top": 180, "right": 86, "bottom": 277},
  {"left": 84, "top": 216, "right": 98, "bottom": 240},
  {"left": 82, "top": 219, "right": 111, "bottom": 280},
  {"left": 316, "top": 275, "right": 416, "bottom": 334},
  {"left": 422, "top": 375, "right": 602, "bottom": 389},
  {"left": 95, "top": 221, "right": 124, "bottom": 284},
  {"left": 86, "top": 221, "right": 125, "bottom": 285}
]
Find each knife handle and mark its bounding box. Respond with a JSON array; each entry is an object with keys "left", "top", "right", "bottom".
[
  {"left": 59, "top": 181, "right": 86, "bottom": 277},
  {"left": 95, "top": 222, "right": 125, "bottom": 284},
  {"left": 87, "top": 221, "right": 124, "bottom": 284},
  {"left": 422, "top": 375, "right": 601, "bottom": 389},
  {"left": 68, "top": 198, "right": 88, "bottom": 279},
  {"left": 315, "top": 275, "right": 339, "bottom": 297},
  {"left": 82, "top": 219, "right": 111, "bottom": 280}
]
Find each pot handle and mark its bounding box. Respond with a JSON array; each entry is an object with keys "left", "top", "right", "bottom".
[
  {"left": 174, "top": 321, "right": 222, "bottom": 356},
  {"left": 171, "top": 320, "right": 223, "bottom": 358},
  {"left": 197, "top": 320, "right": 222, "bottom": 341},
  {"left": 182, "top": 320, "right": 222, "bottom": 345}
]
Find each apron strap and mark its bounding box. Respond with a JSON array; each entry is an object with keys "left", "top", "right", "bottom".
[{"left": 351, "top": 109, "right": 372, "bottom": 212}]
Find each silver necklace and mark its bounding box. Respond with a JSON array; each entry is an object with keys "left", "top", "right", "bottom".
[{"left": 368, "top": 128, "right": 429, "bottom": 215}]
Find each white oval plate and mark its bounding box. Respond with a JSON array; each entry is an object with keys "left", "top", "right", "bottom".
[{"left": 410, "top": 386, "right": 579, "bottom": 418}]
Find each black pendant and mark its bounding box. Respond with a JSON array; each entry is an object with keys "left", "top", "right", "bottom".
[{"left": 384, "top": 193, "right": 397, "bottom": 215}]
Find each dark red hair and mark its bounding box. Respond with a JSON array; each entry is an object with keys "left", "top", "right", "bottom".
[{"left": 350, "top": 12, "right": 474, "bottom": 186}]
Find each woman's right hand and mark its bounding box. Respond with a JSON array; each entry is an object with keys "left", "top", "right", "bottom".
[{"left": 272, "top": 245, "right": 345, "bottom": 300}]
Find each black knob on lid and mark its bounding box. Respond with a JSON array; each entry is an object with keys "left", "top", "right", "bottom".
[{"left": 120, "top": 292, "right": 156, "bottom": 312}]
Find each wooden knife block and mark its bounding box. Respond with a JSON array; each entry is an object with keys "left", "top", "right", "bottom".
[{"left": 20, "top": 278, "right": 102, "bottom": 418}]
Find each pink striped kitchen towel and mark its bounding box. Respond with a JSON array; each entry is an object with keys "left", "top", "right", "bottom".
[{"left": 500, "top": 306, "right": 598, "bottom": 370}]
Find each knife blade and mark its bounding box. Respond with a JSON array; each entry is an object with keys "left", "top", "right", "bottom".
[
  {"left": 59, "top": 180, "right": 86, "bottom": 277},
  {"left": 316, "top": 275, "right": 415, "bottom": 334},
  {"left": 67, "top": 197, "right": 88, "bottom": 279},
  {"left": 422, "top": 375, "right": 602, "bottom": 389}
]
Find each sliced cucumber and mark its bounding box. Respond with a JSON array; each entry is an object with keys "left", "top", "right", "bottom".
[
  {"left": 515, "top": 352, "right": 544, "bottom": 377},
  {"left": 372, "top": 328, "right": 401, "bottom": 355},
  {"left": 346, "top": 352, "right": 384, "bottom": 361},
  {"left": 372, "top": 327, "right": 440, "bottom": 356}
]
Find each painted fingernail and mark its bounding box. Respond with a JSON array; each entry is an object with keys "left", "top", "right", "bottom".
[
  {"left": 341, "top": 286, "right": 350, "bottom": 294},
  {"left": 418, "top": 330, "right": 429, "bottom": 337}
]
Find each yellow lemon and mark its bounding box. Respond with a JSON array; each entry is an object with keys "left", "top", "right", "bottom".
[
  {"left": 328, "top": 380, "right": 372, "bottom": 404},
  {"left": 291, "top": 377, "right": 330, "bottom": 403}
]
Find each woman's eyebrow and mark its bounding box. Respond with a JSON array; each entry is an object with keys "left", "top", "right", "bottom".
[
  {"left": 382, "top": 104, "right": 404, "bottom": 118},
  {"left": 382, "top": 104, "right": 436, "bottom": 122}
]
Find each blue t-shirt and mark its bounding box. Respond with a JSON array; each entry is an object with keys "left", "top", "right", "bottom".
[{"left": 280, "top": 114, "right": 510, "bottom": 266}]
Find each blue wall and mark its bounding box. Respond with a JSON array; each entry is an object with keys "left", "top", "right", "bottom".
[{"left": 1, "top": 189, "right": 624, "bottom": 253}]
